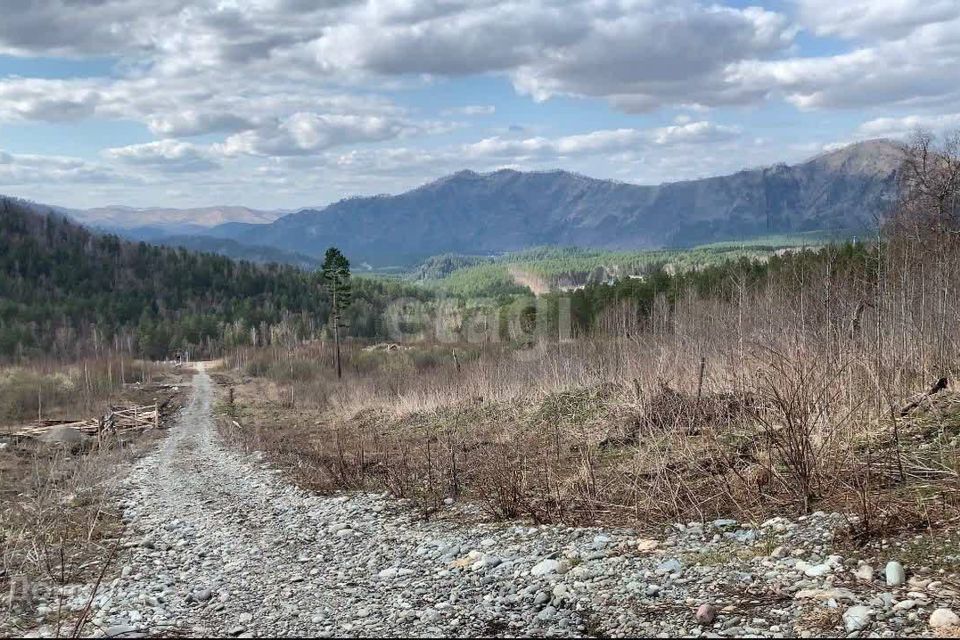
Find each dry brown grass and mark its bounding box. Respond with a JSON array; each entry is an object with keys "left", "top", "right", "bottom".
[
  {"left": 216, "top": 230, "right": 960, "bottom": 536},
  {"left": 0, "top": 355, "right": 162, "bottom": 429}
]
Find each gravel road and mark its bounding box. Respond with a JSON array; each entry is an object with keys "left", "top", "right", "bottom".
[{"left": 59, "top": 367, "right": 960, "bottom": 638}]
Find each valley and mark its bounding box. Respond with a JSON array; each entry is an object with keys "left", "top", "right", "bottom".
[
  {"left": 5, "top": 2, "right": 960, "bottom": 638},
  {"left": 3, "top": 134, "right": 960, "bottom": 639}
]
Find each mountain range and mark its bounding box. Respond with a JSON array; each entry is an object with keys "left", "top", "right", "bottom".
[
  {"left": 61, "top": 139, "right": 906, "bottom": 267},
  {"left": 67, "top": 204, "right": 283, "bottom": 230}
]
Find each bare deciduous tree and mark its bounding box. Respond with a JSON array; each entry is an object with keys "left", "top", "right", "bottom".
[{"left": 897, "top": 128, "right": 960, "bottom": 232}]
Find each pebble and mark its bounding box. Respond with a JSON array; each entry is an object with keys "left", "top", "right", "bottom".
[
  {"left": 843, "top": 605, "right": 872, "bottom": 632},
  {"left": 530, "top": 559, "right": 561, "bottom": 576},
  {"left": 696, "top": 603, "right": 717, "bottom": 625},
  {"left": 929, "top": 608, "right": 960, "bottom": 629},
  {"left": 885, "top": 561, "right": 906, "bottom": 587}
]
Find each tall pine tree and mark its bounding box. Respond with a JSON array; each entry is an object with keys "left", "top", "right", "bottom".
[{"left": 321, "top": 247, "right": 351, "bottom": 378}]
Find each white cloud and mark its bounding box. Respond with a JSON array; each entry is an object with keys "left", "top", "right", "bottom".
[
  {"left": 463, "top": 122, "right": 740, "bottom": 159},
  {"left": 728, "top": 10, "right": 960, "bottom": 111},
  {"left": 104, "top": 140, "right": 221, "bottom": 172},
  {"left": 650, "top": 121, "right": 740, "bottom": 145},
  {"left": 0, "top": 0, "right": 797, "bottom": 128},
  {"left": 0, "top": 0, "right": 958, "bottom": 209},
  {"left": 794, "top": 0, "right": 960, "bottom": 40},
  {"left": 0, "top": 149, "right": 122, "bottom": 185},
  {"left": 215, "top": 113, "right": 415, "bottom": 157},
  {"left": 509, "top": 4, "right": 792, "bottom": 111},
  {"left": 0, "top": 78, "right": 111, "bottom": 121},
  {"left": 857, "top": 113, "right": 960, "bottom": 139},
  {"left": 441, "top": 105, "right": 496, "bottom": 116}
]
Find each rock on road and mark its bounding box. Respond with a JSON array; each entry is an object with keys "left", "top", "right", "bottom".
[{"left": 77, "top": 366, "right": 953, "bottom": 638}]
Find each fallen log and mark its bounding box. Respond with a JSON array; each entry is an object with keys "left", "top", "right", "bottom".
[{"left": 899, "top": 377, "right": 949, "bottom": 417}]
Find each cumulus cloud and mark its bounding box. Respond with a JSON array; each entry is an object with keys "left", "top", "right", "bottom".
[
  {"left": 305, "top": 1, "right": 794, "bottom": 111},
  {"left": 0, "top": 78, "right": 111, "bottom": 122},
  {"left": 0, "top": 0, "right": 798, "bottom": 127},
  {"left": 104, "top": 140, "right": 221, "bottom": 172},
  {"left": 0, "top": 149, "right": 121, "bottom": 185},
  {"left": 216, "top": 113, "right": 415, "bottom": 156},
  {"left": 463, "top": 122, "right": 740, "bottom": 160},
  {"left": 857, "top": 113, "right": 960, "bottom": 139},
  {"left": 650, "top": 121, "right": 741, "bottom": 145},
  {"left": 729, "top": 6, "right": 960, "bottom": 111},
  {"left": 0, "top": 0, "right": 956, "bottom": 125},
  {"left": 794, "top": 0, "right": 960, "bottom": 40},
  {"left": 510, "top": 4, "right": 792, "bottom": 110}
]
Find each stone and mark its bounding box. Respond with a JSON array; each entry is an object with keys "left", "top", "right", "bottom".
[
  {"left": 929, "top": 608, "right": 960, "bottom": 629},
  {"left": 843, "top": 605, "right": 872, "bottom": 632},
  {"left": 530, "top": 559, "right": 561, "bottom": 576},
  {"left": 794, "top": 588, "right": 857, "bottom": 602},
  {"left": 696, "top": 604, "right": 717, "bottom": 625},
  {"left": 592, "top": 534, "right": 611, "bottom": 549},
  {"left": 885, "top": 561, "right": 906, "bottom": 586},
  {"left": 803, "top": 563, "right": 832, "bottom": 578},
  {"left": 656, "top": 558, "right": 683, "bottom": 575},
  {"left": 636, "top": 539, "right": 660, "bottom": 553},
  {"left": 855, "top": 563, "right": 874, "bottom": 581},
  {"left": 893, "top": 599, "right": 917, "bottom": 611},
  {"left": 191, "top": 588, "right": 213, "bottom": 603}
]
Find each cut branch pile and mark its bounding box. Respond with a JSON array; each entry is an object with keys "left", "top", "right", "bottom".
[{"left": 3, "top": 396, "right": 176, "bottom": 443}]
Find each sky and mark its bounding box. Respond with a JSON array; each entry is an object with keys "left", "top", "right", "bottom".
[{"left": 1, "top": 0, "right": 959, "bottom": 210}]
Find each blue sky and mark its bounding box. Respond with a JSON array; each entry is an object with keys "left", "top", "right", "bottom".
[{"left": 1, "top": 0, "right": 959, "bottom": 212}]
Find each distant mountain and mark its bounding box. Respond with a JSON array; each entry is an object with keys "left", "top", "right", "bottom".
[
  {"left": 67, "top": 205, "right": 283, "bottom": 230},
  {"left": 152, "top": 235, "right": 321, "bottom": 270},
  {"left": 212, "top": 139, "right": 903, "bottom": 266}
]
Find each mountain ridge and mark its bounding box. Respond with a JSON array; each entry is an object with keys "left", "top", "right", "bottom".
[
  {"left": 67, "top": 205, "right": 285, "bottom": 230},
  {"left": 211, "top": 139, "right": 902, "bottom": 265}
]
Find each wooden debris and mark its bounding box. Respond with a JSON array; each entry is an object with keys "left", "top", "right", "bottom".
[
  {"left": 5, "top": 402, "right": 166, "bottom": 442},
  {"left": 900, "top": 377, "right": 949, "bottom": 416}
]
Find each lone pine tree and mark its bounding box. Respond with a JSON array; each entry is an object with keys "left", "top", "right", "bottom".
[{"left": 321, "top": 247, "right": 352, "bottom": 379}]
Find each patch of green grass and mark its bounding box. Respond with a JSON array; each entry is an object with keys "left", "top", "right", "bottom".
[
  {"left": 888, "top": 534, "right": 960, "bottom": 573},
  {"left": 412, "top": 239, "right": 843, "bottom": 298}
]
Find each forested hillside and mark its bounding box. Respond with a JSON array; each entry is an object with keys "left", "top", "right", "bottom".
[{"left": 0, "top": 198, "right": 429, "bottom": 359}]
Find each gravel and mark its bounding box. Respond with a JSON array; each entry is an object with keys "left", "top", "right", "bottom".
[{"left": 14, "top": 366, "right": 960, "bottom": 637}]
